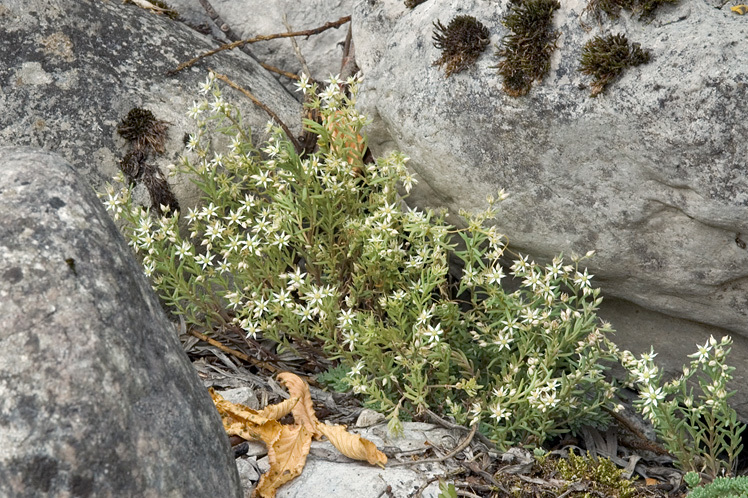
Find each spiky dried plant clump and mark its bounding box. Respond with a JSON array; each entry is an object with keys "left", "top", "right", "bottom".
[
  {"left": 584, "top": 0, "right": 635, "bottom": 21},
  {"left": 579, "top": 33, "right": 650, "bottom": 96},
  {"left": 117, "top": 107, "right": 177, "bottom": 216},
  {"left": 497, "top": 0, "right": 561, "bottom": 97},
  {"left": 117, "top": 107, "right": 169, "bottom": 154},
  {"left": 432, "top": 15, "right": 490, "bottom": 77},
  {"left": 404, "top": 0, "right": 428, "bottom": 7},
  {"left": 585, "top": 0, "right": 678, "bottom": 20},
  {"left": 142, "top": 166, "right": 180, "bottom": 214},
  {"left": 119, "top": 149, "right": 147, "bottom": 182}
]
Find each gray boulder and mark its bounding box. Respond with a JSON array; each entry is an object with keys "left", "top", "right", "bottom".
[
  {"left": 0, "top": 0, "right": 302, "bottom": 209},
  {"left": 0, "top": 147, "right": 241, "bottom": 497},
  {"left": 352, "top": 1, "right": 748, "bottom": 337}
]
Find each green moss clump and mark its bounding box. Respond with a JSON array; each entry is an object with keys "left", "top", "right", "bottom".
[
  {"left": 117, "top": 107, "right": 169, "bottom": 154},
  {"left": 432, "top": 15, "right": 490, "bottom": 77},
  {"left": 497, "top": 0, "right": 561, "bottom": 97},
  {"left": 579, "top": 33, "right": 650, "bottom": 96},
  {"left": 687, "top": 477, "right": 748, "bottom": 498},
  {"left": 555, "top": 450, "right": 637, "bottom": 498},
  {"left": 585, "top": 0, "right": 678, "bottom": 20}
]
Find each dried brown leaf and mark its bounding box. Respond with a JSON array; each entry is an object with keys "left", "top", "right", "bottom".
[
  {"left": 256, "top": 396, "right": 300, "bottom": 422},
  {"left": 317, "top": 423, "right": 388, "bottom": 467},
  {"left": 210, "top": 374, "right": 387, "bottom": 497},
  {"left": 253, "top": 424, "right": 312, "bottom": 498},
  {"left": 277, "top": 372, "right": 323, "bottom": 439}
]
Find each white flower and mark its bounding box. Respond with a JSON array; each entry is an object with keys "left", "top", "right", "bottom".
[
  {"left": 217, "top": 259, "right": 232, "bottom": 274},
  {"left": 304, "top": 285, "right": 326, "bottom": 309},
  {"left": 243, "top": 320, "right": 260, "bottom": 339},
  {"left": 688, "top": 341, "right": 712, "bottom": 364},
  {"left": 252, "top": 169, "right": 272, "bottom": 189},
  {"left": 348, "top": 361, "right": 364, "bottom": 377},
  {"left": 484, "top": 266, "right": 504, "bottom": 285},
  {"left": 338, "top": 309, "right": 355, "bottom": 328},
  {"left": 341, "top": 330, "right": 358, "bottom": 351},
  {"left": 187, "top": 101, "right": 203, "bottom": 119},
  {"left": 574, "top": 269, "right": 593, "bottom": 289},
  {"left": 493, "top": 331, "right": 513, "bottom": 351},
  {"left": 200, "top": 202, "right": 219, "bottom": 220},
  {"left": 175, "top": 240, "right": 193, "bottom": 259},
  {"left": 415, "top": 306, "right": 434, "bottom": 327},
  {"left": 204, "top": 220, "right": 225, "bottom": 242},
  {"left": 640, "top": 385, "right": 664, "bottom": 408},
  {"left": 510, "top": 255, "right": 529, "bottom": 275},
  {"left": 319, "top": 83, "right": 339, "bottom": 102},
  {"left": 195, "top": 251, "right": 214, "bottom": 269},
  {"left": 462, "top": 265, "right": 480, "bottom": 286},
  {"left": 295, "top": 73, "right": 312, "bottom": 94},
  {"left": 285, "top": 267, "right": 307, "bottom": 291},
  {"left": 270, "top": 288, "right": 291, "bottom": 309},
  {"left": 423, "top": 323, "right": 443, "bottom": 344},
  {"left": 295, "top": 304, "right": 315, "bottom": 322},
  {"left": 271, "top": 231, "right": 290, "bottom": 250},
  {"left": 490, "top": 402, "right": 509, "bottom": 422},
  {"left": 252, "top": 295, "right": 270, "bottom": 319}
]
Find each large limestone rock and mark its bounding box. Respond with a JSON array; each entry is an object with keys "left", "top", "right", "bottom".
[
  {"left": 352, "top": 0, "right": 748, "bottom": 336},
  {"left": 0, "top": 0, "right": 302, "bottom": 208},
  {"left": 0, "top": 147, "right": 241, "bottom": 497}
]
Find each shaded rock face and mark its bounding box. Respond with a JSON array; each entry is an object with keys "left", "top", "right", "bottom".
[
  {"left": 352, "top": 0, "right": 748, "bottom": 335},
  {"left": 0, "top": 0, "right": 301, "bottom": 209},
  {"left": 0, "top": 147, "right": 241, "bottom": 497}
]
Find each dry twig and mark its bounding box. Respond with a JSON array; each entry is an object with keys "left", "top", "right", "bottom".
[
  {"left": 425, "top": 409, "right": 499, "bottom": 451},
  {"left": 283, "top": 13, "right": 313, "bottom": 79},
  {"left": 170, "top": 15, "right": 351, "bottom": 74},
  {"left": 390, "top": 423, "right": 478, "bottom": 467},
  {"left": 187, "top": 328, "right": 279, "bottom": 373}
]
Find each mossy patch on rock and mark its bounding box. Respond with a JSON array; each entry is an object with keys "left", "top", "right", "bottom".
[
  {"left": 432, "top": 15, "right": 490, "bottom": 77},
  {"left": 497, "top": 0, "right": 561, "bottom": 97},
  {"left": 585, "top": 0, "right": 679, "bottom": 21},
  {"left": 579, "top": 33, "right": 651, "bottom": 96}
]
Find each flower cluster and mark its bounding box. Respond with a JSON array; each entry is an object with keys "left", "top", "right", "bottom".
[
  {"left": 621, "top": 336, "right": 745, "bottom": 478},
  {"left": 102, "top": 72, "right": 621, "bottom": 449}
]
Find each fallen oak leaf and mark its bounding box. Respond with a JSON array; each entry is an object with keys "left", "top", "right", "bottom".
[
  {"left": 277, "top": 372, "right": 323, "bottom": 439},
  {"left": 211, "top": 389, "right": 300, "bottom": 428},
  {"left": 317, "top": 422, "right": 388, "bottom": 467},
  {"left": 254, "top": 424, "right": 312, "bottom": 498},
  {"left": 256, "top": 395, "right": 301, "bottom": 422},
  {"left": 210, "top": 373, "right": 387, "bottom": 498}
]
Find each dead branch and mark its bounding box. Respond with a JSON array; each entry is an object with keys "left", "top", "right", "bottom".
[
  {"left": 260, "top": 62, "right": 300, "bottom": 80},
  {"left": 170, "top": 15, "right": 351, "bottom": 74},
  {"left": 283, "top": 13, "right": 313, "bottom": 79},
  {"left": 187, "top": 328, "right": 279, "bottom": 373}
]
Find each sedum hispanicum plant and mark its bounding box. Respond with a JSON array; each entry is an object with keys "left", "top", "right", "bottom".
[
  {"left": 101, "top": 71, "right": 621, "bottom": 449},
  {"left": 621, "top": 335, "right": 745, "bottom": 479}
]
